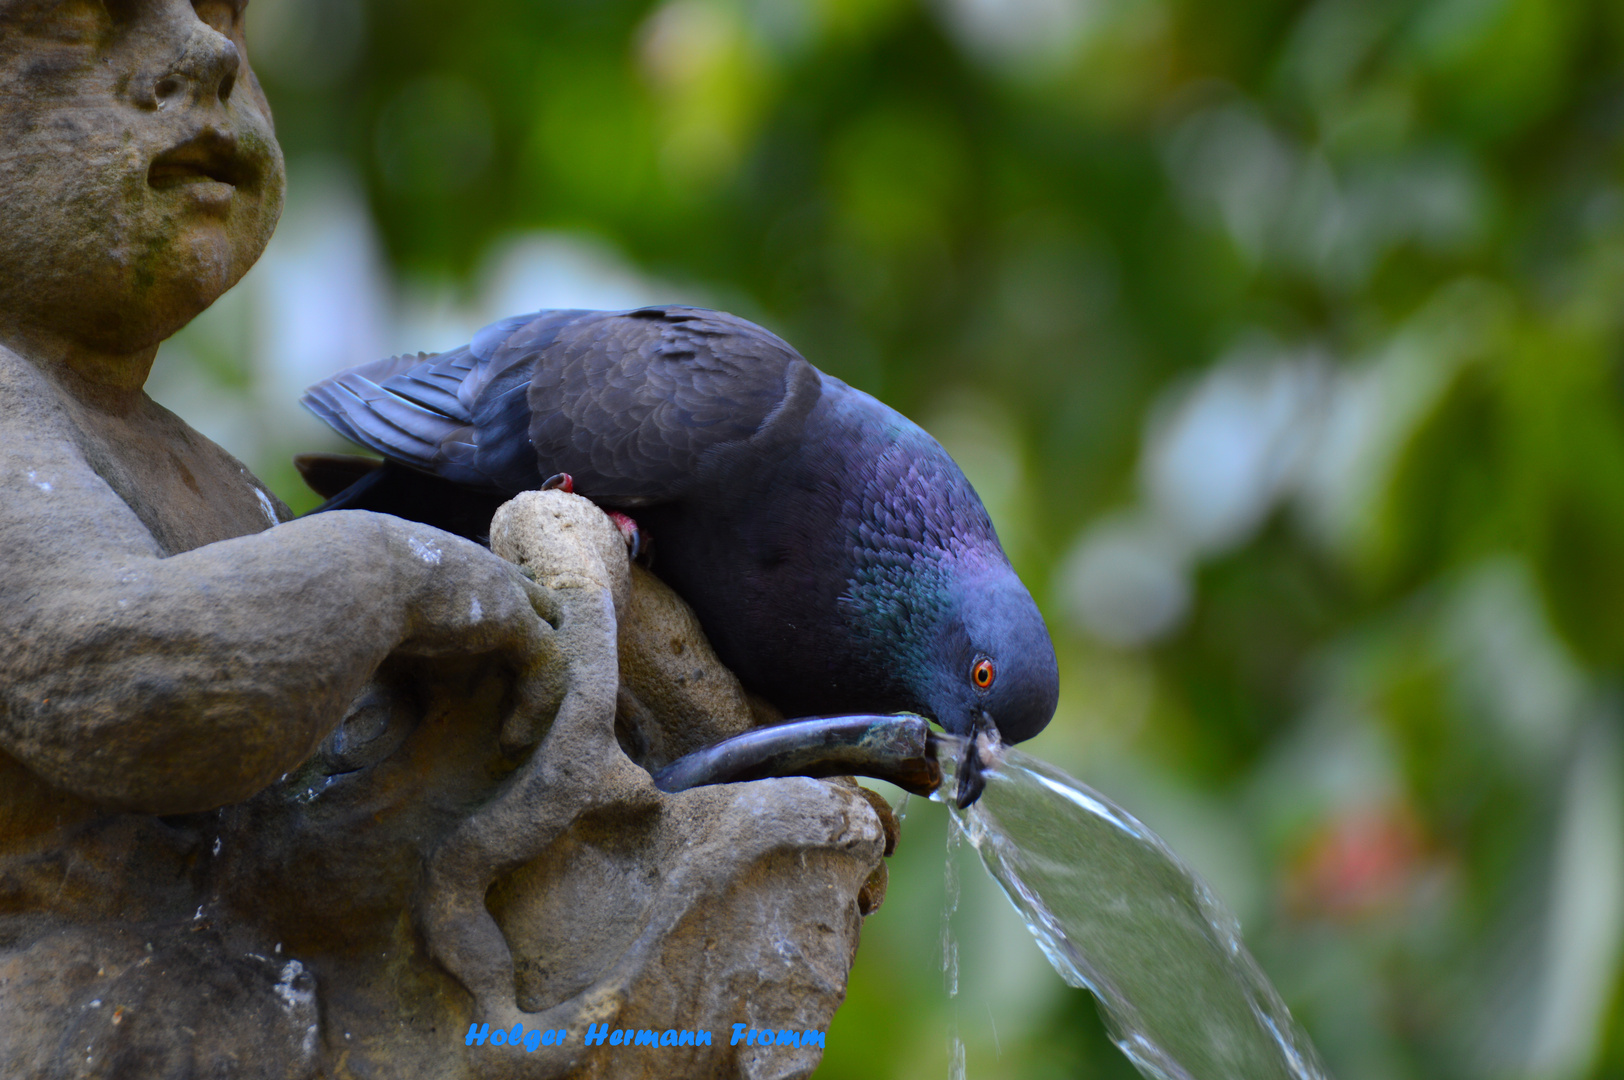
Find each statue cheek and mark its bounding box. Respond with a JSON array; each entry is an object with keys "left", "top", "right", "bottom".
[{"left": 232, "top": 129, "right": 285, "bottom": 274}]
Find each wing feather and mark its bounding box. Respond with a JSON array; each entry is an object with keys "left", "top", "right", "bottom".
[{"left": 302, "top": 305, "right": 823, "bottom": 503}]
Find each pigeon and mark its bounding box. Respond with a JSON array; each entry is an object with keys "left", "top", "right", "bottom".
[{"left": 301, "top": 306, "right": 1059, "bottom": 803}]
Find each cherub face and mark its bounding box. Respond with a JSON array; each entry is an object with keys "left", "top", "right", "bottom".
[{"left": 0, "top": 0, "right": 285, "bottom": 358}]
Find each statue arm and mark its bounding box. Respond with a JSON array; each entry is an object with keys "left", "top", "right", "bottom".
[{"left": 0, "top": 420, "right": 554, "bottom": 815}]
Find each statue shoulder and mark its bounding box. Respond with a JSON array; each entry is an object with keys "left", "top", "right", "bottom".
[{"left": 0, "top": 348, "right": 286, "bottom": 556}]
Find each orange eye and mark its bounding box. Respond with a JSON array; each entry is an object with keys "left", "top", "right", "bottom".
[{"left": 972, "top": 658, "right": 995, "bottom": 689}]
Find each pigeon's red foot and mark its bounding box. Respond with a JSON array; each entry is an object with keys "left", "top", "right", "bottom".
[
  {"left": 541, "top": 472, "right": 575, "bottom": 494},
  {"left": 607, "top": 511, "right": 650, "bottom": 564}
]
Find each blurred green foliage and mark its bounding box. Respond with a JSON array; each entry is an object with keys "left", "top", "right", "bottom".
[{"left": 220, "top": 0, "right": 1624, "bottom": 1077}]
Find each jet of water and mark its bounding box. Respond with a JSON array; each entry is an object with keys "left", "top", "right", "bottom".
[
  {"left": 933, "top": 734, "right": 1332, "bottom": 1080},
  {"left": 944, "top": 814, "right": 966, "bottom": 1080}
]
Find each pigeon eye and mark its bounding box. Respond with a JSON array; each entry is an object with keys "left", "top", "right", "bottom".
[{"left": 971, "top": 658, "right": 995, "bottom": 689}]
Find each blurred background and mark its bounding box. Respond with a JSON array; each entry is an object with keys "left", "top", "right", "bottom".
[{"left": 164, "top": 0, "right": 1624, "bottom": 1076}]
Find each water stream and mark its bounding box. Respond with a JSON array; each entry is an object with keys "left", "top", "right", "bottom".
[
  {"left": 943, "top": 811, "right": 966, "bottom": 1080},
  {"left": 932, "top": 735, "right": 1330, "bottom": 1080}
]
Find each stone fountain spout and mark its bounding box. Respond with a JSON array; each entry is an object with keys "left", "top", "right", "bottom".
[{"left": 653, "top": 714, "right": 946, "bottom": 799}]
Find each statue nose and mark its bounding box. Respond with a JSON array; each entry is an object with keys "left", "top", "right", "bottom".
[{"left": 153, "top": 23, "right": 240, "bottom": 109}]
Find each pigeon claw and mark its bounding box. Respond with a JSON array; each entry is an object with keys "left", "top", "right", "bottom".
[
  {"left": 541, "top": 472, "right": 575, "bottom": 494},
  {"left": 607, "top": 510, "right": 651, "bottom": 565}
]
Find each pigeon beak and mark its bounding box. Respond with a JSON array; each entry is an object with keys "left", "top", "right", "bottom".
[{"left": 954, "top": 710, "right": 998, "bottom": 808}]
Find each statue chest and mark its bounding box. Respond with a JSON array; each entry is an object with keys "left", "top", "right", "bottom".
[{"left": 61, "top": 394, "right": 287, "bottom": 555}]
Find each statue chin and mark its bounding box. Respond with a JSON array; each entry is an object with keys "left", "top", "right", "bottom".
[{"left": 1, "top": 155, "right": 285, "bottom": 360}]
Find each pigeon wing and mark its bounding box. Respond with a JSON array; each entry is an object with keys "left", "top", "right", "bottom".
[{"left": 302, "top": 306, "right": 822, "bottom": 505}]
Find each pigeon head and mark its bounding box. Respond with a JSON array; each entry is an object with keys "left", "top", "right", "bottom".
[{"left": 920, "top": 564, "right": 1059, "bottom": 748}]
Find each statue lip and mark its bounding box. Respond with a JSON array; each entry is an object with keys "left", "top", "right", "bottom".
[{"left": 148, "top": 130, "right": 257, "bottom": 192}]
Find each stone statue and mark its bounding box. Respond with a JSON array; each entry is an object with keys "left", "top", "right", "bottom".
[{"left": 0, "top": 5, "right": 890, "bottom": 1077}]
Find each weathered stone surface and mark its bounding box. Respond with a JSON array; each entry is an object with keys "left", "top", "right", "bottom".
[
  {"left": 0, "top": 921, "right": 322, "bottom": 1080},
  {"left": 0, "top": 6, "right": 890, "bottom": 1077},
  {"left": 615, "top": 563, "right": 760, "bottom": 769}
]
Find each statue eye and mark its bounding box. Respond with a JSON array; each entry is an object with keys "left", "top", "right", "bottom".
[{"left": 971, "top": 658, "right": 995, "bottom": 689}]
